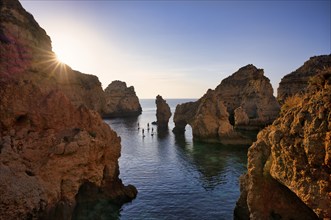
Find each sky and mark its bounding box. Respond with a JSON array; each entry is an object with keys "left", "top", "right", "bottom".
[{"left": 19, "top": 0, "right": 330, "bottom": 98}]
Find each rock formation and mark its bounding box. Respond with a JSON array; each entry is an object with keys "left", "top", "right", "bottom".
[
  {"left": 0, "top": 0, "right": 137, "bottom": 219},
  {"left": 277, "top": 54, "right": 331, "bottom": 104},
  {"left": 155, "top": 95, "right": 172, "bottom": 129},
  {"left": 0, "top": 0, "right": 141, "bottom": 118},
  {"left": 173, "top": 65, "right": 279, "bottom": 144},
  {"left": 234, "top": 67, "right": 331, "bottom": 219},
  {"left": 103, "top": 80, "right": 142, "bottom": 118},
  {"left": 215, "top": 64, "right": 280, "bottom": 128}
]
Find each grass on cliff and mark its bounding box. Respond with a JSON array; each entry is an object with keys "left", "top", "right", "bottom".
[{"left": 281, "top": 95, "right": 302, "bottom": 113}]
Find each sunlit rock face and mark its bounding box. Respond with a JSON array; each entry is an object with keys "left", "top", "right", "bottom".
[
  {"left": 0, "top": 0, "right": 136, "bottom": 219},
  {"left": 173, "top": 65, "right": 279, "bottom": 144},
  {"left": 277, "top": 54, "right": 331, "bottom": 104},
  {"left": 235, "top": 66, "right": 331, "bottom": 219},
  {"left": 103, "top": 80, "right": 142, "bottom": 118},
  {"left": 155, "top": 95, "right": 172, "bottom": 129}
]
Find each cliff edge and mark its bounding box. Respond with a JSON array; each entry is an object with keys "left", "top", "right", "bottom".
[
  {"left": 0, "top": 0, "right": 137, "bottom": 218},
  {"left": 277, "top": 54, "right": 331, "bottom": 104},
  {"left": 235, "top": 65, "right": 331, "bottom": 219}
]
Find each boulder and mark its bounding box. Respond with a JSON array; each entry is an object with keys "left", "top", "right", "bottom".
[
  {"left": 155, "top": 95, "right": 171, "bottom": 129},
  {"left": 0, "top": 0, "right": 137, "bottom": 219},
  {"left": 103, "top": 80, "right": 142, "bottom": 117}
]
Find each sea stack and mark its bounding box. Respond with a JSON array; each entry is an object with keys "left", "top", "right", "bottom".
[
  {"left": 235, "top": 61, "right": 331, "bottom": 219},
  {"left": 173, "top": 65, "right": 280, "bottom": 144},
  {"left": 156, "top": 95, "right": 172, "bottom": 129},
  {"left": 0, "top": 0, "right": 137, "bottom": 219},
  {"left": 103, "top": 80, "right": 142, "bottom": 118}
]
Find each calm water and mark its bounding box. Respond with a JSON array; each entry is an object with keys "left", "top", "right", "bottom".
[{"left": 104, "top": 99, "right": 248, "bottom": 220}]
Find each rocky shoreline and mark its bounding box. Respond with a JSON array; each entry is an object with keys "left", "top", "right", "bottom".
[
  {"left": 235, "top": 56, "right": 331, "bottom": 219},
  {"left": 1, "top": 0, "right": 330, "bottom": 218},
  {"left": 0, "top": 0, "right": 137, "bottom": 219}
]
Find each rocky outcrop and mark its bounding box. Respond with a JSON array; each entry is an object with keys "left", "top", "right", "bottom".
[
  {"left": 155, "top": 95, "right": 171, "bottom": 129},
  {"left": 235, "top": 67, "right": 331, "bottom": 219},
  {"left": 103, "top": 80, "right": 142, "bottom": 118},
  {"left": 215, "top": 64, "right": 280, "bottom": 128},
  {"left": 0, "top": 0, "right": 137, "bottom": 219},
  {"left": 0, "top": 0, "right": 141, "bottom": 117},
  {"left": 173, "top": 65, "right": 279, "bottom": 144},
  {"left": 277, "top": 54, "right": 331, "bottom": 104}
]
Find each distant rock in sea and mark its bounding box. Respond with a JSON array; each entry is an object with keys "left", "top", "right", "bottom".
[
  {"left": 102, "top": 80, "right": 142, "bottom": 118},
  {"left": 155, "top": 95, "right": 172, "bottom": 129},
  {"left": 235, "top": 61, "right": 331, "bottom": 219},
  {"left": 173, "top": 64, "right": 280, "bottom": 144},
  {"left": 277, "top": 54, "right": 331, "bottom": 104},
  {"left": 0, "top": 0, "right": 137, "bottom": 219}
]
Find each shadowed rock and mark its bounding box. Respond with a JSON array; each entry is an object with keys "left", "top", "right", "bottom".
[
  {"left": 103, "top": 80, "right": 142, "bottom": 118},
  {"left": 0, "top": 0, "right": 137, "bottom": 219},
  {"left": 155, "top": 95, "right": 171, "bottom": 129}
]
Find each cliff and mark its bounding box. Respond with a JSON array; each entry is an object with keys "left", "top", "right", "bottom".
[
  {"left": 0, "top": 0, "right": 141, "bottom": 117},
  {"left": 103, "top": 80, "right": 142, "bottom": 118},
  {"left": 173, "top": 65, "right": 279, "bottom": 144},
  {"left": 0, "top": 0, "right": 137, "bottom": 219},
  {"left": 155, "top": 95, "right": 171, "bottom": 129},
  {"left": 234, "top": 67, "right": 331, "bottom": 219},
  {"left": 277, "top": 54, "right": 331, "bottom": 104}
]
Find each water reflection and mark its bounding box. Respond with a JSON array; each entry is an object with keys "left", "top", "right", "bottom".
[
  {"left": 103, "top": 100, "right": 248, "bottom": 219},
  {"left": 174, "top": 133, "right": 248, "bottom": 190}
]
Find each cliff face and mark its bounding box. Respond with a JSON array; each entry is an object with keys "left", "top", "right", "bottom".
[
  {"left": 0, "top": 0, "right": 136, "bottom": 219},
  {"left": 277, "top": 54, "right": 331, "bottom": 104},
  {"left": 103, "top": 80, "right": 142, "bottom": 118},
  {"left": 216, "top": 64, "right": 280, "bottom": 128},
  {"left": 0, "top": 0, "right": 140, "bottom": 116},
  {"left": 173, "top": 65, "right": 279, "bottom": 144},
  {"left": 155, "top": 95, "right": 171, "bottom": 129},
  {"left": 235, "top": 67, "right": 331, "bottom": 219}
]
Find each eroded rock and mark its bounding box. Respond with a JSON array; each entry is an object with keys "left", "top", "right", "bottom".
[
  {"left": 173, "top": 65, "right": 279, "bottom": 144},
  {"left": 103, "top": 80, "right": 142, "bottom": 117},
  {"left": 0, "top": 0, "right": 137, "bottom": 219},
  {"left": 155, "top": 95, "right": 171, "bottom": 129},
  {"left": 235, "top": 66, "right": 331, "bottom": 219}
]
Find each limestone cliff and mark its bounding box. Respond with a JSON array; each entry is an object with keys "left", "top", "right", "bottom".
[
  {"left": 103, "top": 80, "right": 142, "bottom": 118},
  {"left": 155, "top": 95, "right": 171, "bottom": 129},
  {"left": 216, "top": 64, "right": 280, "bottom": 128},
  {"left": 173, "top": 65, "right": 279, "bottom": 144},
  {"left": 234, "top": 68, "right": 331, "bottom": 219},
  {"left": 0, "top": 0, "right": 136, "bottom": 219},
  {"left": 277, "top": 54, "right": 331, "bottom": 104}
]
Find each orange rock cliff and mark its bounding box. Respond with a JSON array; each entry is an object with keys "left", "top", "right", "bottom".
[
  {"left": 0, "top": 0, "right": 137, "bottom": 219},
  {"left": 235, "top": 57, "right": 331, "bottom": 219}
]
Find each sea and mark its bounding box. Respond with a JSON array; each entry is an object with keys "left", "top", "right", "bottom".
[{"left": 104, "top": 99, "right": 248, "bottom": 220}]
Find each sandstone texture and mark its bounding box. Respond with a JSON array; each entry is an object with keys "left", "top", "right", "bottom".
[
  {"left": 235, "top": 67, "right": 331, "bottom": 219},
  {"left": 0, "top": 0, "right": 141, "bottom": 117},
  {"left": 173, "top": 65, "right": 279, "bottom": 144},
  {"left": 277, "top": 54, "right": 331, "bottom": 104},
  {"left": 103, "top": 80, "right": 142, "bottom": 118},
  {"left": 0, "top": 0, "right": 137, "bottom": 219},
  {"left": 155, "top": 95, "right": 171, "bottom": 129}
]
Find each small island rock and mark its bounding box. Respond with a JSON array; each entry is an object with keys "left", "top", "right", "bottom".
[
  {"left": 103, "top": 80, "right": 142, "bottom": 117},
  {"left": 156, "top": 95, "right": 172, "bottom": 129}
]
